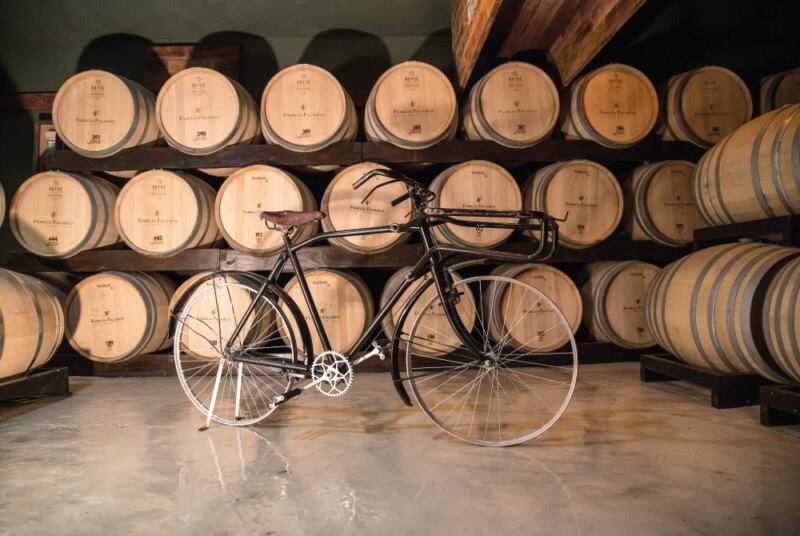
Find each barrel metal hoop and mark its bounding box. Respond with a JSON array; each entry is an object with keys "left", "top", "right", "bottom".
[
  {"left": 711, "top": 136, "right": 736, "bottom": 224},
  {"left": 769, "top": 106, "right": 800, "bottom": 213},
  {"left": 748, "top": 112, "right": 779, "bottom": 218}
]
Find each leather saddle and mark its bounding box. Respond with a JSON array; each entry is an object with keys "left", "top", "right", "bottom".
[{"left": 260, "top": 210, "right": 326, "bottom": 228}]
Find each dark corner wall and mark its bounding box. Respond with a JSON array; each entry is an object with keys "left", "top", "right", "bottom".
[{"left": 0, "top": 0, "right": 453, "bottom": 257}]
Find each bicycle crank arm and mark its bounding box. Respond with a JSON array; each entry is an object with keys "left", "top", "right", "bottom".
[
  {"left": 351, "top": 341, "right": 386, "bottom": 367},
  {"left": 268, "top": 369, "right": 338, "bottom": 409}
]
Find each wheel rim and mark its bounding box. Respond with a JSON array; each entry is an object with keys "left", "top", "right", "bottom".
[
  {"left": 174, "top": 281, "right": 296, "bottom": 426},
  {"left": 405, "top": 275, "right": 578, "bottom": 447}
]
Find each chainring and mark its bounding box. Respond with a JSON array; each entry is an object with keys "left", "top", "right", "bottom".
[{"left": 311, "top": 351, "right": 353, "bottom": 398}]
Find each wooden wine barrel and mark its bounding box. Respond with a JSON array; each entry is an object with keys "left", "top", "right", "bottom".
[
  {"left": 279, "top": 269, "right": 373, "bottom": 355},
  {"left": 0, "top": 269, "right": 65, "bottom": 379},
  {"left": 484, "top": 264, "right": 581, "bottom": 352},
  {"left": 169, "top": 271, "right": 270, "bottom": 360},
  {"left": 760, "top": 68, "right": 800, "bottom": 113},
  {"left": 155, "top": 67, "right": 260, "bottom": 163},
  {"left": 320, "top": 162, "right": 411, "bottom": 254},
  {"left": 581, "top": 261, "right": 660, "bottom": 349},
  {"left": 624, "top": 160, "right": 701, "bottom": 247},
  {"left": 379, "top": 268, "right": 474, "bottom": 357},
  {"left": 561, "top": 64, "right": 658, "bottom": 148},
  {"left": 115, "top": 170, "right": 220, "bottom": 257},
  {"left": 65, "top": 271, "right": 175, "bottom": 363},
  {"left": 762, "top": 256, "right": 800, "bottom": 383},
  {"left": 693, "top": 104, "right": 800, "bottom": 226},
  {"left": 214, "top": 165, "right": 317, "bottom": 255},
  {"left": 364, "top": 61, "right": 458, "bottom": 149},
  {"left": 524, "top": 160, "right": 623, "bottom": 249},
  {"left": 430, "top": 160, "right": 522, "bottom": 248},
  {"left": 0, "top": 181, "right": 5, "bottom": 228},
  {"left": 52, "top": 70, "right": 160, "bottom": 157},
  {"left": 645, "top": 243, "right": 799, "bottom": 382},
  {"left": 10, "top": 171, "right": 119, "bottom": 258},
  {"left": 261, "top": 64, "right": 357, "bottom": 152},
  {"left": 662, "top": 66, "right": 752, "bottom": 148},
  {"left": 462, "top": 61, "right": 559, "bottom": 148}
]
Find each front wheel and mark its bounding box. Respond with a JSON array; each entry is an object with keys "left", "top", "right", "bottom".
[{"left": 405, "top": 275, "right": 578, "bottom": 447}]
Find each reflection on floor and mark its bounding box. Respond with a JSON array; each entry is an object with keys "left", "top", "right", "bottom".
[{"left": 0, "top": 363, "right": 798, "bottom": 535}]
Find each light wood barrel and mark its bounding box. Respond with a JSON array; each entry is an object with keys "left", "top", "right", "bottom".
[
  {"left": 485, "top": 264, "right": 581, "bottom": 352},
  {"left": 115, "top": 170, "right": 220, "bottom": 257},
  {"left": 762, "top": 256, "right": 800, "bottom": 383},
  {"left": 65, "top": 271, "right": 175, "bottom": 363},
  {"left": 155, "top": 67, "right": 260, "bottom": 162},
  {"left": 645, "top": 243, "right": 799, "bottom": 382},
  {"left": 261, "top": 64, "right": 357, "bottom": 152},
  {"left": 430, "top": 160, "right": 522, "bottom": 248},
  {"left": 10, "top": 171, "right": 119, "bottom": 258},
  {"left": 52, "top": 70, "right": 160, "bottom": 157},
  {"left": 693, "top": 104, "right": 800, "bottom": 226},
  {"left": 279, "top": 269, "right": 374, "bottom": 355},
  {"left": 379, "top": 268, "right": 474, "bottom": 357},
  {"left": 462, "top": 62, "right": 559, "bottom": 148},
  {"left": 0, "top": 269, "right": 65, "bottom": 380},
  {"left": 169, "top": 271, "right": 270, "bottom": 360},
  {"left": 524, "top": 160, "right": 623, "bottom": 249},
  {"left": 662, "top": 66, "right": 752, "bottom": 148},
  {"left": 214, "top": 165, "right": 317, "bottom": 255},
  {"left": 581, "top": 261, "right": 659, "bottom": 349},
  {"left": 320, "top": 162, "right": 411, "bottom": 254},
  {"left": 561, "top": 64, "right": 658, "bottom": 148},
  {"left": 365, "top": 61, "right": 458, "bottom": 149},
  {"left": 760, "top": 68, "right": 800, "bottom": 113},
  {"left": 624, "top": 161, "right": 701, "bottom": 247}
]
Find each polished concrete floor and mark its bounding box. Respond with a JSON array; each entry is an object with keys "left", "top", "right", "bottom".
[{"left": 0, "top": 363, "right": 798, "bottom": 535}]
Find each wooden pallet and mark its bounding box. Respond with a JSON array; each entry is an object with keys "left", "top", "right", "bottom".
[{"left": 0, "top": 368, "right": 70, "bottom": 402}]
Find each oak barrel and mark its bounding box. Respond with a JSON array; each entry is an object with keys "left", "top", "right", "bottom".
[
  {"left": 279, "top": 269, "right": 373, "bottom": 355},
  {"left": 430, "top": 160, "right": 522, "bottom": 248},
  {"left": 581, "top": 261, "right": 660, "bottom": 349},
  {"left": 760, "top": 68, "right": 800, "bottom": 113},
  {"left": 320, "top": 162, "right": 411, "bottom": 254},
  {"left": 485, "top": 264, "right": 582, "bottom": 352},
  {"left": 115, "top": 170, "right": 220, "bottom": 257},
  {"left": 624, "top": 160, "right": 701, "bottom": 247},
  {"left": 693, "top": 104, "right": 800, "bottom": 225},
  {"left": 52, "top": 70, "right": 160, "bottom": 157},
  {"left": 10, "top": 171, "right": 119, "bottom": 258},
  {"left": 661, "top": 66, "right": 752, "bottom": 148},
  {"left": 762, "top": 256, "right": 800, "bottom": 383},
  {"left": 462, "top": 61, "right": 559, "bottom": 148},
  {"left": 65, "top": 271, "right": 175, "bottom": 363},
  {"left": 524, "top": 160, "right": 623, "bottom": 249},
  {"left": 0, "top": 269, "right": 65, "bottom": 379},
  {"left": 214, "top": 165, "right": 317, "bottom": 255},
  {"left": 364, "top": 61, "right": 458, "bottom": 149},
  {"left": 561, "top": 64, "right": 658, "bottom": 148},
  {"left": 645, "top": 243, "right": 799, "bottom": 382}
]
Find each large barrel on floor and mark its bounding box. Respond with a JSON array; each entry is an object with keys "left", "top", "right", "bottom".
[
  {"left": 65, "top": 271, "right": 175, "bottom": 363},
  {"left": 645, "top": 243, "right": 799, "bottom": 383},
  {"left": 115, "top": 170, "right": 220, "bottom": 257},
  {"left": 462, "top": 61, "right": 559, "bottom": 148},
  {"left": 364, "top": 61, "right": 458, "bottom": 150},
  {"left": 581, "top": 261, "right": 660, "bottom": 349},
  {"left": 261, "top": 64, "right": 357, "bottom": 152},
  {"left": 10, "top": 171, "right": 119, "bottom": 258},
  {"left": 661, "top": 66, "right": 752, "bottom": 148},
  {"left": 52, "top": 70, "right": 160, "bottom": 157},
  {"left": 693, "top": 104, "right": 800, "bottom": 226},
  {"left": 169, "top": 271, "right": 270, "bottom": 360},
  {"left": 379, "top": 268, "right": 474, "bottom": 357},
  {"left": 214, "top": 165, "right": 317, "bottom": 255},
  {"left": 430, "top": 160, "right": 522, "bottom": 248},
  {"left": 524, "top": 160, "right": 623, "bottom": 249},
  {"left": 760, "top": 68, "right": 800, "bottom": 113},
  {"left": 279, "top": 269, "right": 374, "bottom": 355},
  {"left": 0, "top": 269, "right": 65, "bottom": 380},
  {"left": 560, "top": 64, "right": 658, "bottom": 148},
  {"left": 762, "top": 256, "right": 800, "bottom": 383},
  {"left": 624, "top": 161, "right": 701, "bottom": 247},
  {"left": 320, "top": 162, "right": 411, "bottom": 254},
  {"left": 484, "top": 264, "right": 582, "bottom": 352}
]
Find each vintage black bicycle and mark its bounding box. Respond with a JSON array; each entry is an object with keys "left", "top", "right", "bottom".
[{"left": 172, "top": 168, "right": 578, "bottom": 447}]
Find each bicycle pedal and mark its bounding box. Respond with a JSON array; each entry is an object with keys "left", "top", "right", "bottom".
[{"left": 198, "top": 426, "right": 209, "bottom": 432}]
